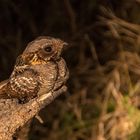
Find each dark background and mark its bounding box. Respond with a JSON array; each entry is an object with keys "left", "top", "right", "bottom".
[{"left": 1, "top": 0, "right": 140, "bottom": 140}]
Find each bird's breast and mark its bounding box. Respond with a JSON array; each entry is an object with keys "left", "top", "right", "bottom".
[{"left": 30, "top": 62, "right": 58, "bottom": 95}]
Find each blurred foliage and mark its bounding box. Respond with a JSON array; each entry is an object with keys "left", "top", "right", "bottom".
[{"left": 1, "top": 0, "right": 140, "bottom": 140}]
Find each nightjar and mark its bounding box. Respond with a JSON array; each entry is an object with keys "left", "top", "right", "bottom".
[{"left": 0, "top": 36, "right": 69, "bottom": 102}]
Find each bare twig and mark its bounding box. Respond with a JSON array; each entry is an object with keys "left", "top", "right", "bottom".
[{"left": 64, "top": 0, "right": 77, "bottom": 34}]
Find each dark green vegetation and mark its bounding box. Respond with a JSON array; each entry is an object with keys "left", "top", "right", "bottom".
[{"left": 1, "top": 0, "right": 140, "bottom": 139}]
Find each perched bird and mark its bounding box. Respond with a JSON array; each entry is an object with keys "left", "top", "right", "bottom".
[{"left": 0, "top": 36, "right": 69, "bottom": 102}]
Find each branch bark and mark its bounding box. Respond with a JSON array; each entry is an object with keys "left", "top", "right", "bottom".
[{"left": 0, "top": 85, "right": 67, "bottom": 140}]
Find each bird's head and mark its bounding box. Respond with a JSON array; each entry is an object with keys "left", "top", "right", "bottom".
[{"left": 19, "top": 36, "right": 68, "bottom": 65}]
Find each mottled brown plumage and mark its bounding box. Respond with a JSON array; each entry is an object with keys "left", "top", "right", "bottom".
[{"left": 0, "top": 36, "right": 69, "bottom": 102}]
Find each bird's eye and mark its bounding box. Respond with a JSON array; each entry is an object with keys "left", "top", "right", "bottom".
[{"left": 43, "top": 45, "right": 53, "bottom": 53}]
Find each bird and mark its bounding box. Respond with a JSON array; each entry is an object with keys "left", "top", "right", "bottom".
[{"left": 0, "top": 36, "right": 69, "bottom": 102}]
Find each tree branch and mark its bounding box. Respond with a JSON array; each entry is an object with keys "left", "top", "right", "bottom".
[{"left": 0, "top": 86, "right": 67, "bottom": 140}]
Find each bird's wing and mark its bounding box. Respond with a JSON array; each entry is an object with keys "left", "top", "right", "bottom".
[
  {"left": 8, "top": 68, "right": 40, "bottom": 100},
  {"left": 0, "top": 69, "right": 40, "bottom": 101}
]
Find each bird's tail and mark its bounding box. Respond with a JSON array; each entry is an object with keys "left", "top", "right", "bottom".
[{"left": 0, "top": 79, "right": 10, "bottom": 99}]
